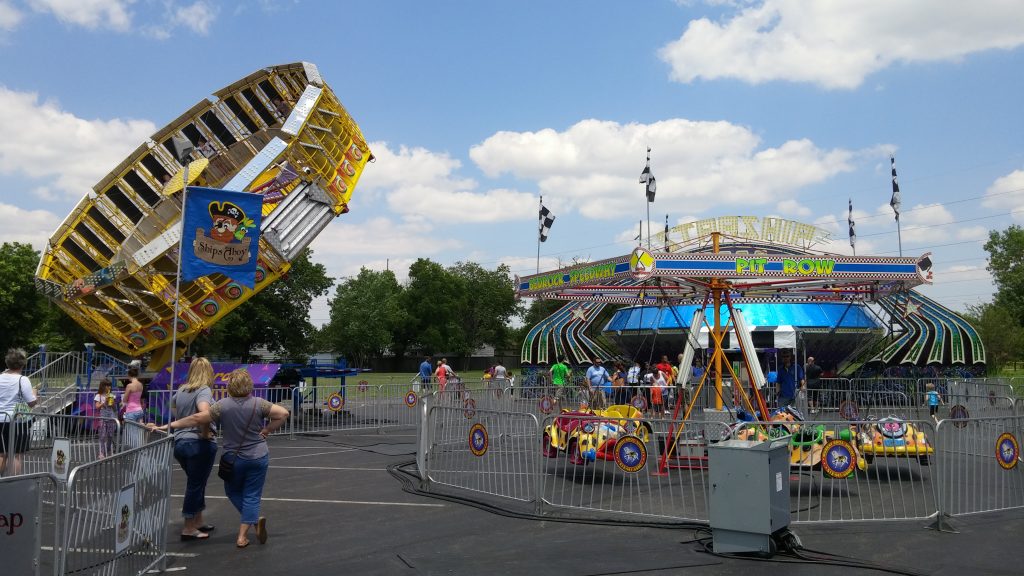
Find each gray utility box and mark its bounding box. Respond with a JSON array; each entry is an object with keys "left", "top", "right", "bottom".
[{"left": 708, "top": 437, "right": 791, "bottom": 553}]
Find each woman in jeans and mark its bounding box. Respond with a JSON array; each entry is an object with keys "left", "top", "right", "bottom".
[
  {"left": 156, "top": 369, "right": 289, "bottom": 548},
  {"left": 169, "top": 358, "right": 218, "bottom": 540}
]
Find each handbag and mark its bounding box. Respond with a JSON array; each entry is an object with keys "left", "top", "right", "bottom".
[
  {"left": 14, "top": 376, "right": 33, "bottom": 421},
  {"left": 218, "top": 398, "right": 259, "bottom": 482}
]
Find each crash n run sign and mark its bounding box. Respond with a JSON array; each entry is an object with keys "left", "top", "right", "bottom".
[
  {"left": 181, "top": 187, "right": 263, "bottom": 288},
  {"left": 735, "top": 257, "right": 836, "bottom": 276}
]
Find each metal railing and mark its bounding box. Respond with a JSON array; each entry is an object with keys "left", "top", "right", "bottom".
[
  {"left": 4, "top": 412, "right": 122, "bottom": 477},
  {"left": 932, "top": 415, "right": 1024, "bottom": 517},
  {"left": 59, "top": 423, "right": 173, "bottom": 575}
]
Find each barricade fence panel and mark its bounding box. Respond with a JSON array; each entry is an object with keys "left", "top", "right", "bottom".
[
  {"left": 60, "top": 425, "right": 173, "bottom": 576},
  {"left": 731, "top": 417, "right": 938, "bottom": 523},
  {"left": 424, "top": 405, "right": 539, "bottom": 502},
  {"left": 285, "top": 383, "right": 423, "bottom": 436},
  {"left": 0, "top": 472, "right": 61, "bottom": 576},
  {"left": 8, "top": 412, "right": 121, "bottom": 477},
  {"left": 933, "top": 415, "right": 1024, "bottom": 516},
  {"left": 538, "top": 412, "right": 727, "bottom": 523}
]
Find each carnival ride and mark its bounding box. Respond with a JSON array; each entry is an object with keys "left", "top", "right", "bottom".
[
  {"left": 33, "top": 62, "right": 370, "bottom": 367},
  {"left": 517, "top": 223, "right": 933, "bottom": 475}
]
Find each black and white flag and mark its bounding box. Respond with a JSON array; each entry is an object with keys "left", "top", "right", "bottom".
[
  {"left": 890, "top": 155, "right": 901, "bottom": 221},
  {"left": 848, "top": 198, "right": 856, "bottom": 249},
  {"left": 539, "top": 203, "right": 555, "bottom": 242},
  {"left": 639, "top": 147, "right": 656, "bottom": 202}
]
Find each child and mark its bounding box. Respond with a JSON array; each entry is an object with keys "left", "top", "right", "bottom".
[
  {"left": 651, "top": 370, "right": 667, "bottom": 416},
  {"left": 94, "top": 378, "right": 118, "bottom": 458},
  {"left": 924, "top": 382, "right": 944, "bottom": 421}
]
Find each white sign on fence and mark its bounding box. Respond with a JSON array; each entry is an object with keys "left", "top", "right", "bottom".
[{"left": 0, "top": 476, "right": 42, "bottom": 576}]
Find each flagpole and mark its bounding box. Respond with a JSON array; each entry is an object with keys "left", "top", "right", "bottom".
[
  {"left": 168, "top": 162, "right": 189, "bottom": 389},
  {"left": 896, "top": 216, "right": 903, "bottom": 257},
  {"left": 536, "top": 195, "right": 542, "bottom": 273}
]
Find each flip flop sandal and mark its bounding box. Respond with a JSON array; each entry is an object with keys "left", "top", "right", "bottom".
[
  {"left": 180, "top": 531, "right": 209, "bottom": 541},
  {"left": 256, "top": 517, "right": 268, "bottom": 544},
  {"left": 198, "top": 525, "right": 215, "bottom": 532},
  {"left": 236, "top": 539, "right": 250, "bottom": 548}
]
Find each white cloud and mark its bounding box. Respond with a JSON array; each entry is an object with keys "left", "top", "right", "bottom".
[
  {"left": 0, "top": 87, "right": 155, "bottom": 198},
  {"left": 29, "top": 0, "right": 133, "bottom": 31},
  {"left": 897, "top": 203, "right": 956, "bottom": 244},
  {"left": 0, "top": 1, "right": 24, "bottom": 30},
  {"left": 497, "top": 255, "right": 561, "bottom": 278},
  {"left": 470, "top": 119, "right": 857, "bottom": 219},
  {"left": 776, "top": 198, "right": 810, "bottom": 217},
  {"left": 956, "top": 226, "right": 989, "bottom": 241},
  {"left": 361, "top": 142, "right": 537, "bottom": 223},
  {"left": 170, "top": 1, "right": 216, "bottom": 35},
  {"left": 660, "top": 1, "right": 1024, "bottom": 89},
  {"left": 0, "top": 202, "right": 61, "bottom": 248},
  {"left": 982, "top": 168, "right": 1024, "bottom": 221}
]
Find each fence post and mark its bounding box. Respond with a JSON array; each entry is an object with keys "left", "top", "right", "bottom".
[{"left": 925, "top": 419, "right": 958, "bottom": 533}]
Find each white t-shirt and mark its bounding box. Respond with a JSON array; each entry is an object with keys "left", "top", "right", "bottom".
[
  {"left": 0, "top": 372, "right": 36, "bottom": 422},
  {"left": 493, "top": 365, "right": 507, "bottom": 380}
]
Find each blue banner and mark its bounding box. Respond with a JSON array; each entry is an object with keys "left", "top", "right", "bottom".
[{"left": 181, "top": 187, "right": 262, "bottom": 288}]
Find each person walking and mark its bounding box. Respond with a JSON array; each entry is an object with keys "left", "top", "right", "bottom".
[
  {"left": 0, "top": 348, "right": 38, "bottom": 476},
  {"left": 154, "top": 369, "right": 290, "bottom": 548},
  {"left": 550, "top": 358, "right": 570, "bottom": 403},
  {"left": 169, "top": 357, "right": 218, "bottom": 541},
  {"left": 584, "top": 358, "right": 611, "bottom": 409},
  {"left": 418, "top": 356, "right": 433, "bottom": 391}
]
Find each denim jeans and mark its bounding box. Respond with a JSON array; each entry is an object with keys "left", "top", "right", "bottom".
[
  {"left": 123, "top": 411, "right": 146, "bottom": 449},
  {"left": 173, "top": 438, "right": 218, "bottom": 519},
  {"left": 223, "top": 453, "right": 269, "bottom": 525}
]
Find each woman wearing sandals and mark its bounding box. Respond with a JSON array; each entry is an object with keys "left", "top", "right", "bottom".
[
  {"left": 169, "top": 358, "right": 218, "bottom": 541},
  {"left": 154, "top": 368, "right": 289, "bottom": 548}
]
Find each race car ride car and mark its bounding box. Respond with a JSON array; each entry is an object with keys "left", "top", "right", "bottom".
[
  {"left": 859, "top": 416, "right": 934, "bottom": 465},
  {"left": 542, "top": 405, "right": 651, "bottom": 465}
]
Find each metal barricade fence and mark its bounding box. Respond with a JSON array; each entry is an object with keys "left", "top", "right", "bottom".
[
  {"left": 7, "top": 412, "right": 121, "bottom": 477},
  {"left": 60, "top": 422, "right": 173, "bottom": 576},
  {"left": 286, "top": 383, "right": 424, "bottom": 437},
  {"left": 731, "top": 418, "right": 938, "bottom": 523},
  {"left": 423, "top": 404, "right": 539, "bottom": 503},
  {"left": 932, "top": 415, "right": 1024, "bottom": 517},
  {"left": 0, "top": 472, "right": 62, "bottom": 576},
  {"left": 538, "top": 412, "right": 729, "bottom": 522}
]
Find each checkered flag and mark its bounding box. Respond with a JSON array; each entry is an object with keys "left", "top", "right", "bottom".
[
  {"left": 890, "top": 155, "right": 901, "bottom": 221},
  {"left": 539, "top": 203, "right": 555, "bottom": 242},
  {"left": 848, "top": 198, "right": 856, "bottom": 250},
  {"left": 639, "top": 147, "right": 656, "bottom": 202}
]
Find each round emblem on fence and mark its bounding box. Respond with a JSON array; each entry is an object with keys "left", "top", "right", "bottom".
[
  {"left": 821, "top": 439, "right": 857, "bottom": 479},
  {"left": 614, "top": 435, "right": 647, "bottom": 473},
  {"left": 469, "top": 423, "right": 489, "bottom": 457},
  {"left": 358, "top": 380, "right": 368, "bottom": 392},
  {"left": 538, "top": 395, "right": 554, "bottom": 414},
  {"left": 838, "top": 400, "right": 859, "bottom": 421},
  {"left": 326, "top": 392, "right": 344, "bottom": 412},
  {"left": 949, "top": 404, "right": 969, "bottom": 428},
  {"left": 463, "top": 398, "right": 477, "bottom": 419},
  {"left": 404, "top": 391, "right": 418, "bottom": 408},
  {"left": 996, "top": 432, "right": 1019, "bottom": 470},
  {"left": 631, "top": 394, "right": 648, "bottom": 412}
]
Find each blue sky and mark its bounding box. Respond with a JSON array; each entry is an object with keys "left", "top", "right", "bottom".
[{"left": 0, "top": 0, "right": 1022, "bottom": 326}]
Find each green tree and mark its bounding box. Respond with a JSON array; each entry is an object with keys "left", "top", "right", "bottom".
[
  {"left": 0, "top": 242, "right": 48, "bottom": 352},
  {"left": 194, "top": 249, "right": 332, "bottom": 360},
  {"left": 984, "top": 225, "right": 1024, "bottom": 326},
  {"left": 323, "top": 268, "right": 406, "bottom": 366},
  {"left": 964, "top": 302, "right": 1024, "bottom": 375},
  {"left": 397, "top": 258, "right": 463, "bottom": 355},
  {"left": 446, "top": 262, "right": 520, "bottom": 364}
]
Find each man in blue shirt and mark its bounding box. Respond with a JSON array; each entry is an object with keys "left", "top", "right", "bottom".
[
  {"left": 418, "top": 356, "right": 433, "bottom": 390},
  {"left": 775, "top": 351, "right": 804, "bottom": 408},
  {"left": 584, "top": 358, "right": 612, "bottom": 408}
]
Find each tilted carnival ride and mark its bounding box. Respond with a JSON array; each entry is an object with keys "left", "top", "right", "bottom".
[{"left": 34, "top": 62, "right": 370, "bottom": 367}]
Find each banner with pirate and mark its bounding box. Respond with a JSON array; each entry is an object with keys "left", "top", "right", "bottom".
[{"left": 181, "top": 187, "right": 263, "bottom": 288}]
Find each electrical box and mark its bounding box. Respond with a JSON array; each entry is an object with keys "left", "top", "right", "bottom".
[{"left": 708, "top": 437, "right": 791, "bottom": 553}]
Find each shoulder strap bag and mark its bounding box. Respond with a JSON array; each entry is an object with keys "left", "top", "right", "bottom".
[{"left": 218, "top": 398, "right": 259, "bottom": 482}]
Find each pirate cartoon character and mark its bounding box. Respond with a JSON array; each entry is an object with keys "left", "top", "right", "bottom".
[
  {"left": 208, "top": 201, "right": 253, "bottom": 243},
  {"left": 118, "top": 504, "right": 131, "bottom": 540}
]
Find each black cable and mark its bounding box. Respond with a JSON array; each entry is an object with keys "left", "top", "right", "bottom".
[
  {"left": 387, "top": 459, "right": 711, "bottom": 531},
  {"left": 289, "top": 433, "right": 416, "bottom": 456}
]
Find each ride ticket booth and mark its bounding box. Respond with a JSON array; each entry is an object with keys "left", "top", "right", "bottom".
[{"left": 708, "top": 437, "right": 791, "bottom": 554}]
